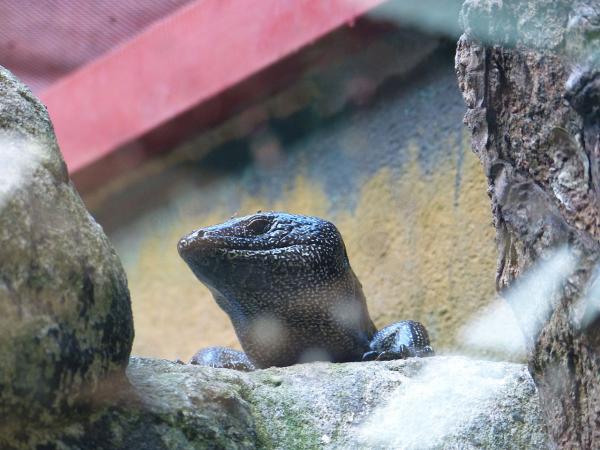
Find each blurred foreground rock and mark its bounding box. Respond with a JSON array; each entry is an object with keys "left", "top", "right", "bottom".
[
  {"left": 1, "top": 356, "right": 547, "bottom": 449},
  {"left": 456, "top": 0, "right": 600, "bottom": 447},
  {"left": 0, "top": 65, "right": 134, "bottom": 423}
]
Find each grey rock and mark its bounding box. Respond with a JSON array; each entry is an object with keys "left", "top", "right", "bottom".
[
  {"left": 242, "top": 356, "right": 547, "bottom": 449},
  {"left": 0, "top": 65, "right": 134, "bottom": 423},
  {"left": 2, "top": 356, "right": 547, "bottom": 449},
  {"left": 456, "top": 0, "right": 600, "bottom": 446}
]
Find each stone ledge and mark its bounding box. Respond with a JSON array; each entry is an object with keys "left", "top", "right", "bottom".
[{"left": 3, "top": 356, "right": 547, "bottom": 449}]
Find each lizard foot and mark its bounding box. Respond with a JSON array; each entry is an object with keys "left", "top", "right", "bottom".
[
  {"left": 363, "top": 320, "right": 434, "bottom": 361},
  {"left": 189, "top": 346, "right": 256, "bottom": 371}
]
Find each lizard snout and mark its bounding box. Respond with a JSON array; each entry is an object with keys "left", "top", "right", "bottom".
[{"left": 177, "top": 229, "right": 206, "bottom": 257}]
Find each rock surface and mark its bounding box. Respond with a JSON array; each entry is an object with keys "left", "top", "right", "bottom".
[
  {"left": 1, "top": 356, "right": 547, "bottom": 449},
  {"left": 0, "top": 65, "right": 134, "bottom": 423},
  {"left": 456, "top": 0, "right": 600, "bottom": 447}
]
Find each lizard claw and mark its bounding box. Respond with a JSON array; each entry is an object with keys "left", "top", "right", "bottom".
[
  {"left": 362, "top": 345, "right": 412, "bottom": 362},
  {"left": 366, "top": 320, "right": 435, "bottom": 361}
]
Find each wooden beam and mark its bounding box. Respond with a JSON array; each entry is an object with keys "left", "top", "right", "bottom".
[{"left": 40, "top": 0, "right": 385, "bottom": 173}]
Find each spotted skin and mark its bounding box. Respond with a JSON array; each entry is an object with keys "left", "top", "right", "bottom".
[
  {"left": 190, "top": 347, "right": 255, "bottom": 371},
  {"left": 363, "top": 320, "right": 434, "bottom": 361},
  {"left": 178, "top": 212, "right": 433, "bottom": 369}
]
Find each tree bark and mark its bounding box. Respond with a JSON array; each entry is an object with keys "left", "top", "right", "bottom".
[{"left": 456, "top": 0, "right": 600, "bottom": 447}]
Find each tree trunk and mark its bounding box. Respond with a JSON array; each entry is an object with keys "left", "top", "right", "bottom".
[{"left": 455, "top": 0, "right": 600, "bottom": 447}]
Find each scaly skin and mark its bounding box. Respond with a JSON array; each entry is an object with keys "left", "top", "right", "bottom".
[{"left": 178, "top": 212, "right": 433, "bottom": 370}]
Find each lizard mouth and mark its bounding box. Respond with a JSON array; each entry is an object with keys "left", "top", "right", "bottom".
[{"left": 177, "top": 227, "right": 298, "bottom": 261}]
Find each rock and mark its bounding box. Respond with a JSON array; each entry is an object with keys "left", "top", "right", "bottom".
[
  {"left": 456, "top": 0, "right": 600, "bottom": 446},
  {"left": 0, "top": 65, "right": 134, "bottom": 423},
  {"left": 243, "top": 356, "right": 547, "bottom": 449},
  {"left": 2, "top": 356, "right": 547, "bottom": 449}
]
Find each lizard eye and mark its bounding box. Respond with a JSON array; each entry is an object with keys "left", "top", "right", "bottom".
[{"left": 246, "top": 217, "right": 271, "bottom": 235}]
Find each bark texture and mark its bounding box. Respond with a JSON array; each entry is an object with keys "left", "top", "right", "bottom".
[{"left": 456, "top": 0, "right": 600, "bottom": 448}]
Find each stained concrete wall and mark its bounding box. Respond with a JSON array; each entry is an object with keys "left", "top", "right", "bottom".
[{"left": 83, "top": 29, "right": 497, "bottom": 362}]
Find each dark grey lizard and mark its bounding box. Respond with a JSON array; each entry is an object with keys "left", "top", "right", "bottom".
[{"left": 178, "top": 212, "right": 433, "bottom": 370}]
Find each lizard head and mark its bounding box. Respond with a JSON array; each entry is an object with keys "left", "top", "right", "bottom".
[
  {"left": 178, "top": 212, "right": 351, "bottom": 314},
  {"left": 178, "top": 211, "right": 374, "bottom": 367}
]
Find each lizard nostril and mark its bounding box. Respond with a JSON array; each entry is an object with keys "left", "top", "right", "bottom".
[
  {"left": 178, "top": 229, "right": 208, "bottom": 256},
  {"left": 177, "top": 238, "right": 189, "bottom": 255}
]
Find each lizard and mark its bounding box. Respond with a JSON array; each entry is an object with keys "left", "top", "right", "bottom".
[{"left": 178, "top": 212, "right": 433, "bottom": 371}]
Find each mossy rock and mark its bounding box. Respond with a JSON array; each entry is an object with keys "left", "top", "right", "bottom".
[{"left": 0, "top": 65, "right": 134, "bottom": 423}]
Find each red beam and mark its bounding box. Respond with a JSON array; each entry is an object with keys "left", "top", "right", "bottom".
[{"left": 40, "top": 0, "right": 385, "bottom": 173}]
